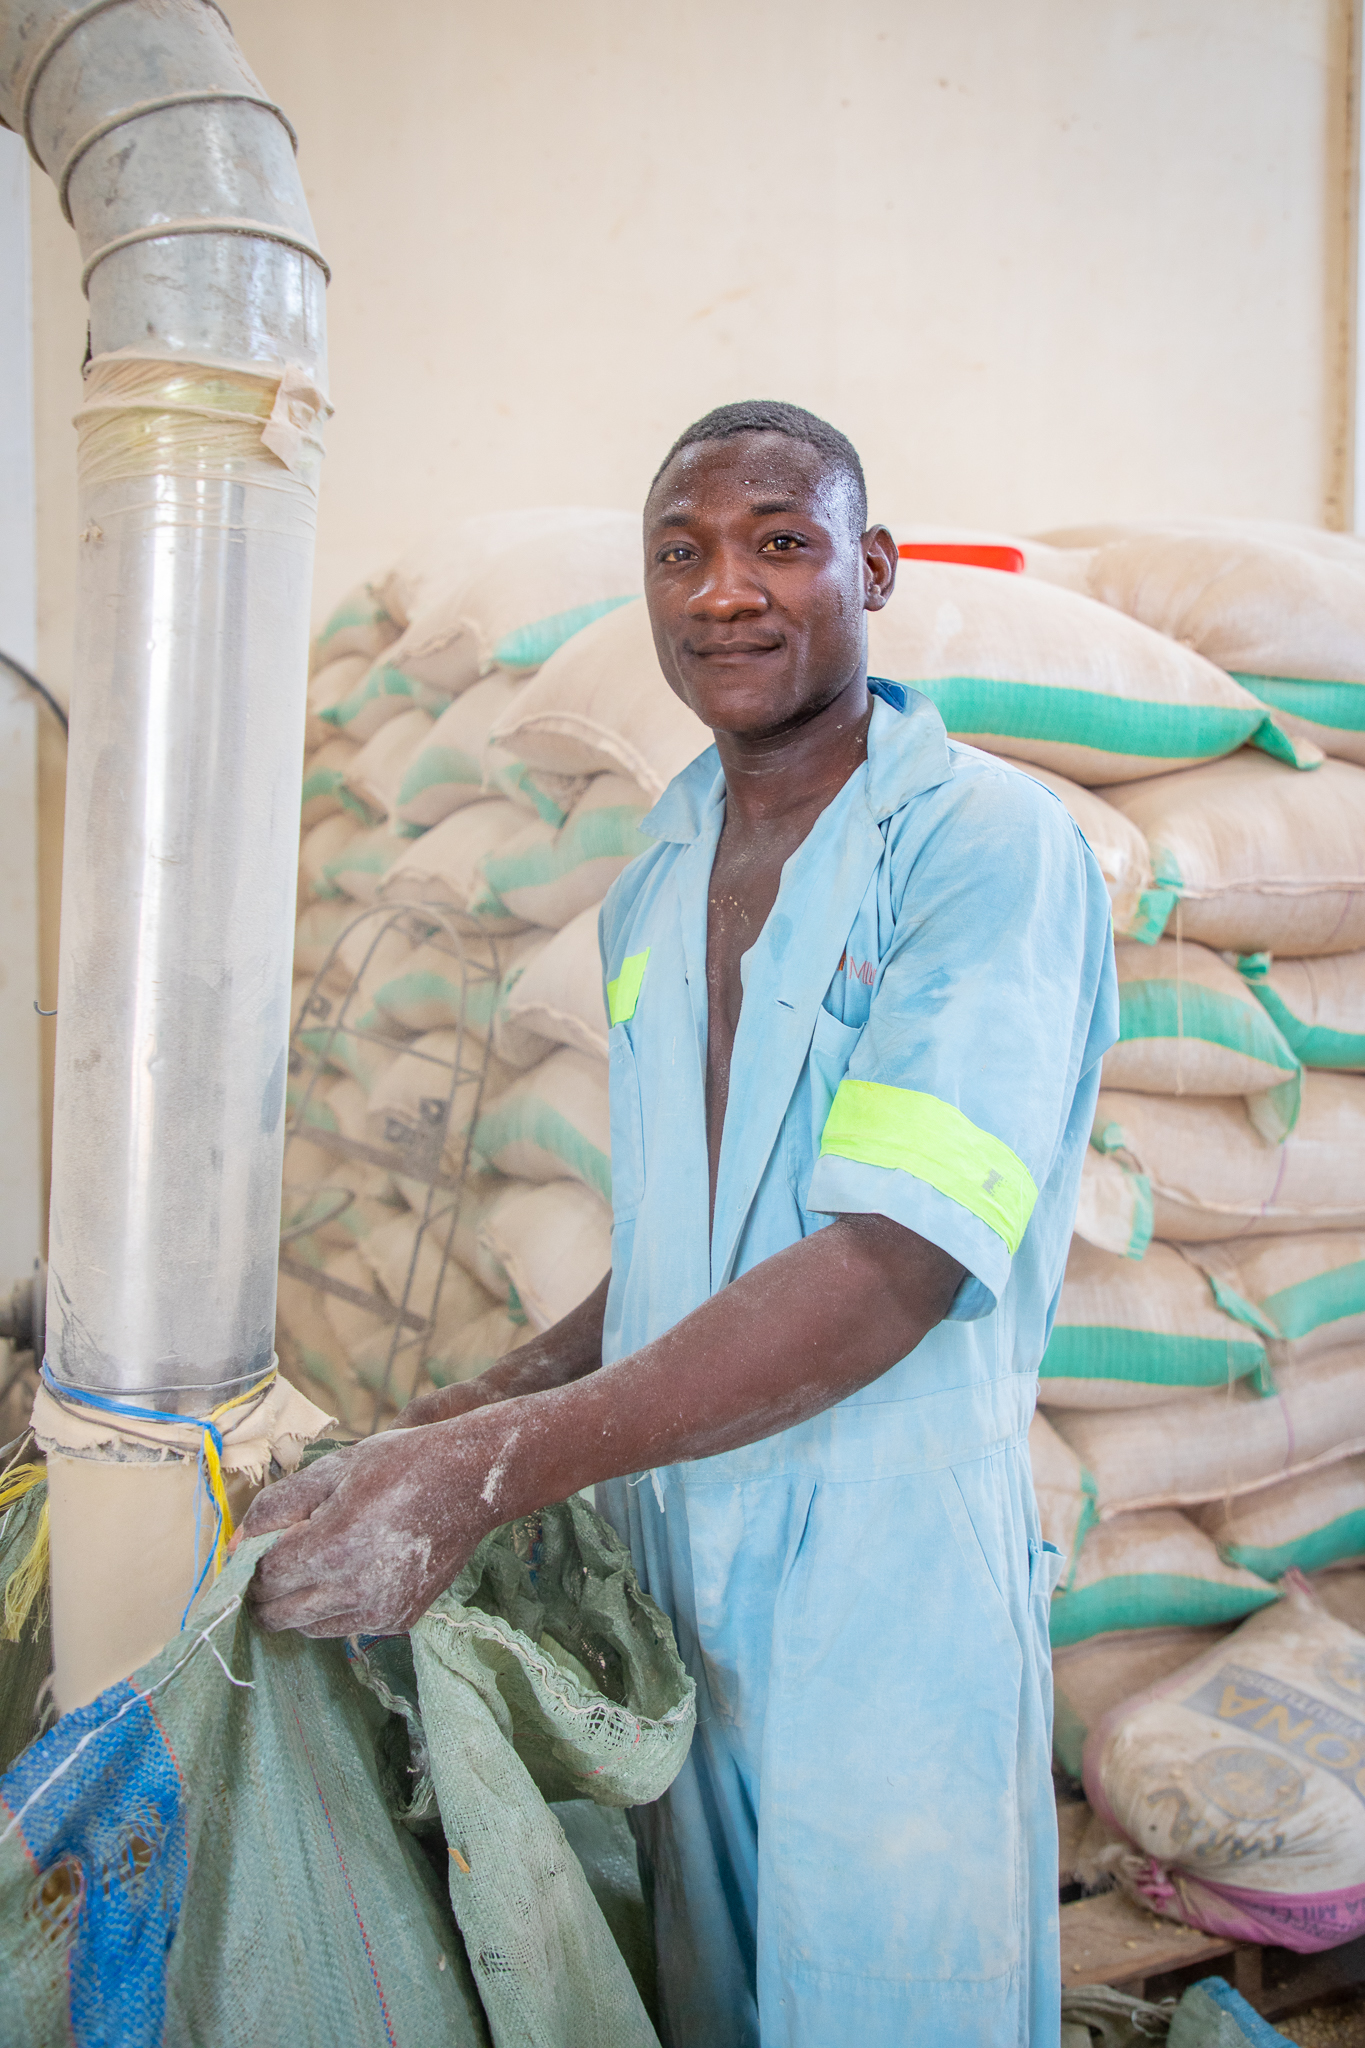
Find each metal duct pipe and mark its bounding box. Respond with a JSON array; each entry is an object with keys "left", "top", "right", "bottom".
[{"left": 0, "top": 0, "right": 327, "bottom": 1418}]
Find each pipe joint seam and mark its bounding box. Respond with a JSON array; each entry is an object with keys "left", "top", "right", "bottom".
[
  {"left": 16, "top": 0, "right": 232, "bottom": 157},
  {"left": 55, "top": 87, "right": 299, "bottom": 223},
  {"left": 80, "top": 215, "right": 331, "bottom": 295}
]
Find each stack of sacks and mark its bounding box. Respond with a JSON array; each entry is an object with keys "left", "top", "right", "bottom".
[
  {"left": 279, "top": 513, "right": 649, "bottom": 1429},
  {"left": 876, "top": 531, "right": 1365, "bottom": 1900}
]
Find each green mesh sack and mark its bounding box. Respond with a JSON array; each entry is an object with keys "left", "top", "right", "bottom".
[
  {"left": 0, "top": 1465, "right": 52, "bottom": 1774},
  {"left": 0, "top": 1493, "right": 693, "bottom": 2048}
]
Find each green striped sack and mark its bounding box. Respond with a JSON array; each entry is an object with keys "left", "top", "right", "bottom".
[
  {"left": 309, "top": 580, "right": 399, "bottom": 670},
  {"left": 394, "top": 675, "right": 521, "bottom": 830},
  {"left": 475, "top": 774, "right": 649, "bottom": 931},
  {"left": 1049, "top": 1509, "right": 1277, "bottom": 1649},
  {"left": 473, "top": 1048, "right": 611, "bottom": 1203},
  {"left": 1039, "top": 1238, "right": 1273, "bottom": 1409},
  {"left": 865, "top": 561, "right": 1310, "bottom": 789},
  {"left": 1197, "top": 1230, "right": 1365, "bottom": 1370},
  {"left": 1105, "top": 937, "right": 1301, "bottom": 1141},
  {"left": 1237, "top": 951, "right": 1365, "bottom": 1071},
  {"left": 1197, "top": 1456, "right": 1365, "bottom": 1580}
]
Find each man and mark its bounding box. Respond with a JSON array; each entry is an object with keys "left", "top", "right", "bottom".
[{"left": 246, "top": 400, "right": 1117, "bottom": 2046}]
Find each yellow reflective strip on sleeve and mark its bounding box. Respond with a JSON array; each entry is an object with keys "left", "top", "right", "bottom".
[
  {"left": 819, "top": 1078, "right": 1038, "bottom": 1254},
  {"left": 607, "top": 948, "right": 650, "bottom": 1026}
]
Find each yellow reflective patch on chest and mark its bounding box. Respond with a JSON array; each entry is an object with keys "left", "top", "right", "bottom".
[{"left": 608, "top": 948, "right": 650, "bottom": 1026}]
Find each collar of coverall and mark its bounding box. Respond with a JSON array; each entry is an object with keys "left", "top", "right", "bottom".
[{"left": 640, "top": 681, "right": 955, "bottom": 846}]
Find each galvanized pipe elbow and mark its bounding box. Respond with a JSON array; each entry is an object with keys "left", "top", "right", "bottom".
[{"left": 0, "top": 0, "right": 329, "bottom": 1414}]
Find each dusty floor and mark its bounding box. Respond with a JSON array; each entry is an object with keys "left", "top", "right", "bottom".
[{"left": 1278, "top": 1998, "right": 1365, "bottom": 2047}]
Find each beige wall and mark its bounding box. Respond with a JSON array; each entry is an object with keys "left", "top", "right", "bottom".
[
  {"left": 32, "top": 0, "right": 1356, "bottom": 674},
  {"left": 24, "top": 0, "right": 1357, "bottom": 1192}
]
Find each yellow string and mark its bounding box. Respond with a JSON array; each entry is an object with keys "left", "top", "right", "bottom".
[
  {"left": 200, "top": 1369, "right": 277, "bottom": 1575},
  {"left": 0, "top": 1463, "right": 49, "bottom": 1643},
  {"left": 0, "top": 1460, "right": 45, "bottom": 1513}
]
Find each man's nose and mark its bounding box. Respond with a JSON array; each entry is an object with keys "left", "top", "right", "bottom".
[{"left": 683, "top": 544, "right": 768, "bottom": 618}]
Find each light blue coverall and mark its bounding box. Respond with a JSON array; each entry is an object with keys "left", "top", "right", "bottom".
[{"left": 596, "top": 683, "right": 1118, "bottom": 2048}]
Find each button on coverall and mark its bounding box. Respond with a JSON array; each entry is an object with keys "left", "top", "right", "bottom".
[{"left": 596, "top": 683, "right": 1118, "bottom": 2048}]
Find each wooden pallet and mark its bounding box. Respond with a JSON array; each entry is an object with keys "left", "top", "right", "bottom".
[{"left": 1057, "top": 1794, "right": 1365, "bottom": 2019}]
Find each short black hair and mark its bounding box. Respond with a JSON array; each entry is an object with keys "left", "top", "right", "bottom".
[{"left": 648, "top": 399, "right": 868, "bottom": 536}]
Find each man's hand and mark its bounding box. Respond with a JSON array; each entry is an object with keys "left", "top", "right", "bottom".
[{"left": 241, "top": 1420, "right": 500, "bottom": 1636}]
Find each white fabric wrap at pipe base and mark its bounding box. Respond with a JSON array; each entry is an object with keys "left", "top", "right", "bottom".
[{"left": 35, "top": 1374, "right": 335, "bottom": 1713}]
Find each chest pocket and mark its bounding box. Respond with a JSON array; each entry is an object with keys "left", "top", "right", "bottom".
[
  {"left": 607, "top": 1022, "right": 646, "bottom": 1223},
  {"left": 788, "top": 1005, "right": 863, "bottom": 1206}
]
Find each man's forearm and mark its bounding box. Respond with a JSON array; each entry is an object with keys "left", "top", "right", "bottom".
[
  {"left": 398, "top": 1273, "right": 610, "bottom": 1424},
  {"left": 449, "top": 1215, "right": 963, "bottom": 1523}
]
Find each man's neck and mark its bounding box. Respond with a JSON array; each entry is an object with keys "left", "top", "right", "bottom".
[{"left": 711, "top": 670, "right": 874, "bottom": 834}]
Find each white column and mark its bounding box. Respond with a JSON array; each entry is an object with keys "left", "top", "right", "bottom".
[{"left": 0, "top": 129, "right": 44, "bottom": 1291}]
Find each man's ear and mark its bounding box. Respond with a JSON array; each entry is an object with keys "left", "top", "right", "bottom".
[{"left": 862, "top": 525, "right": 898, "bottom": 612}]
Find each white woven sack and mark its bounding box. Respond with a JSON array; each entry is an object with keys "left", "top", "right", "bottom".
[
  {"left": 276, "top": 1270, "right": 370, "bottom": 1432},
  {"left": 1094, "top": 1076, "right": 1365, "bottom": 1241},
  {"left": 1050, "top": 1510, "right": 1276, "bottom": 1650},
  {"left": 1051, "top": 1345, "right": 1365, "bottom": 1518},
  {"left": 1082, "top": 1580, "right": 1365, "bottom": 1951},
  {"left": 383, "top": 511, "right": 643, "bottom": 695},
  {"left": 495, "top": 904, "right": 607, "bottom": 1068},
  {"left": 425, "top": 1304, "right": 526, "bottom": 1388},
  {"left": 366, "top": 1033, "right": 516, "bottom": 1177},
  {"left": 476, "top": 774, "right": 649, "bottom": 931},
  {"left": 474, "top": 1048, "right": 612, "bottom": 1205},
  {"left": 377, "top": 509, "right": 613, "bottom": 629},
  {"left": 301, "top": 735, "right": 365, "bottom": 828},
  {"left": 299, "top": 812, "right": 361, "bottom": 900},
  {"left": 1073, "top": 1144, "right": 1152, "bottom": 1259},
  {"left": 881, "top": 523, "right": 1093, "bottom": 594},
  {"left": 1070, "top": 531, "right": 1365, "bottom": 766},
  {"left": 1038, "top": 1238, "right": 1270, "bottom": 1410},
  {"left": 358, "top": 1209, "right": 497, "bottom": 1330},
  {"left": 1052, "top": 1624, "right": 1232, "bottom": 1780},
  {"left": 1197, "top": 1457, "right": 1365, "bottom": 1581},
  {"left": 382, "top": 798, "right": 529, "bottom": 932},
  {"left": 476, "top": 1179, "right": 613, "bottom": 1334},
  {"left": 1101, "top": 754, "right": 1365, "bottom": 955},
  {"left": 1000, "top": 760, "right": 1168, "bottom": 941},
  {"left": 1028, "top": 1410, "right": 1093, "bottom": 1576},
  {"left": 343, "top": 707, "right": 434, "bottom": 822},
  {"left": 487, "top": 597, "right": 712, "bottom": 801},
  {"left": 1236, "top": 951, "right": 1365, "bottom": 1072},
  {"left": 305, "top": 651, "right": 369, "bottom": 749},
  {"left": 393, "top": 676, "right": 520, "bottom": 831},
  {"left": 309, "top": 583, "right": 399, "bottom": 672},
  {"left": 1194, "top": 1230, "right": 1365, "bottom": 1372},
  {"left": 321, "top": 823, "right": 411, "bottom": 907},
  {"left": 1105, "top": 936, "right": 1301, "bottom": 1098},
  {"left": 1039, "top": 515, "right": 1365, "bottom": 565},
  {"left": 294, "top": 901, "right": 356, "bottom": 977},
  {"left": 864, "top": 561, "right": 1305, "bottom": 786}
]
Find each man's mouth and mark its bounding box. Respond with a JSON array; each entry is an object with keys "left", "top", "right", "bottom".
[{"left": 686, "top": 639, "right": 783, "bottom": 662}]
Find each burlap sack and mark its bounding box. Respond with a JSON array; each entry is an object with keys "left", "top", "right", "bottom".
[
  {"left": 1094, "top": 1076, "right": 1365, "bottom": 1241},
  {"left": 1051, "top": 1345, "right": 1365, "bottom": 1517},
  {"left": 864, "top": 561, "right": 1306, "bottom": 785},
  {"left": 495, "top": 904, "right": 608, "bottom": 1068},
  {"left": 476, "top": 1178, "right": 613, "bottom": 1334},
  {"left": 1038, "top": 1237, "right": 1270, "bottom": 1410},
  {"left": 1237, "top": 949, "right": 1365, "bottom": 1070},
  {"left": 1103, "top": 938, "right": 1301, "bottom": 1126},
  {"left": 1197, "top": 1457, "right": 1365, "bottom": 1581},
  {"left": 1102, "top": 753, "right": 1365, "bottom": 955}
]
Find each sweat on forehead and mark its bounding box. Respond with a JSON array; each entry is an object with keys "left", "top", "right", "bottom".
[{"left": 647, "top": 399, "right": 869, "bottom": 536}]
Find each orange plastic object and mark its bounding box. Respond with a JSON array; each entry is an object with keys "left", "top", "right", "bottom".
[{"left": 897, "top": 543, "right": 1025, "bottom": 574}]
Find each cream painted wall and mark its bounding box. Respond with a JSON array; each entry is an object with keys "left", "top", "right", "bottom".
[
  {"left": 31, "top": 0, "right": 1355, "bottom": 679},
  {"left": 22, "top": 0, "right": 1357, "bottom": 1204}
]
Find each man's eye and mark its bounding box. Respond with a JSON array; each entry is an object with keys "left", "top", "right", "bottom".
[
  {"left": 761, "top": 534, "right": 802, "bottom": 554},
  {"left": 658, "top": 545, "right": 694, "bottom": 565}
]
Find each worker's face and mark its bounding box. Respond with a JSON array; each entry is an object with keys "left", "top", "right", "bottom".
[{"left": 643, "top": 432, "right": 896, "bottom": 740}]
